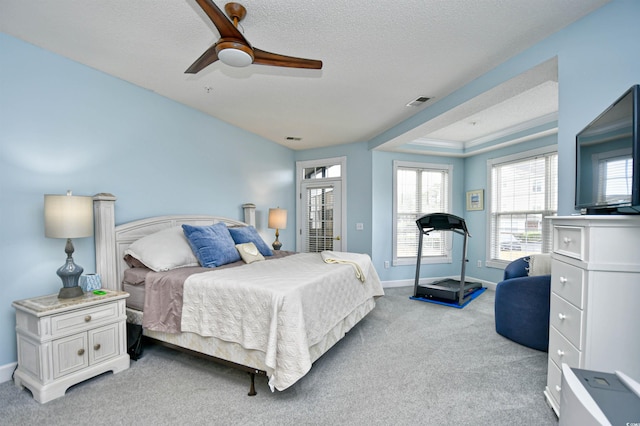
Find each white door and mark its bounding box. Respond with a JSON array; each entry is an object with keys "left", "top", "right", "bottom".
[{"left": 300, "top": 180, "right": 342, "bottom": 252}]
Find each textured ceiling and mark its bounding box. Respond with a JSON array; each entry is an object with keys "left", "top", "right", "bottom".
[{"left": 0, "top": 0, "right": 609, "bottom": 151}]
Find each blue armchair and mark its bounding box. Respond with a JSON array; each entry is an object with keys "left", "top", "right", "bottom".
[{"left": 494, "top": 256, "right": 551, "bottom": 351}]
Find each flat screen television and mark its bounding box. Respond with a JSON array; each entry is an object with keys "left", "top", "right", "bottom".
[{"left": 575, "top": 84, "right": 640, "bottom": 214}]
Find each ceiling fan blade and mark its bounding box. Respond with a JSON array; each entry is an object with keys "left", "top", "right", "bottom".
[
  {"left": 253, "top": 48, "right": 323, "bottom": 70},
  {"left": 185, "top": 44, "right": 219, "bottom": 74},
  {"left": 195, "top": 0, "right": 247, "bottom": 41}
]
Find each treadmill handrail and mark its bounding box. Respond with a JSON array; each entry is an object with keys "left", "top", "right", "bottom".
[{"left": 415, "top": 213, "right": 470, "bottom": 237}]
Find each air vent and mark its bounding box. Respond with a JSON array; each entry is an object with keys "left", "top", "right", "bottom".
[
  {"left": 286, "top": 136, "right": 302, "bottom": 141},
  {"left": 406, "top": 96, "right": 431, "bottom": 107}
]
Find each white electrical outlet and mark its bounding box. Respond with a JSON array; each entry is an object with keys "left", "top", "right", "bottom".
[
  {"left": 477, "top": 260, "right": 482, "bottom": 268},
  {"left": 356, "top": 223, "right": 364, "bottom": 231},
  {"left": 384, "top": 261, "right": 390, "bottom": 269}
]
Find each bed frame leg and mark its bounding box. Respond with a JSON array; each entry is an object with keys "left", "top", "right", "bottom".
[{"left": 248, "top": 372, "right": 257, "bottom": 396}]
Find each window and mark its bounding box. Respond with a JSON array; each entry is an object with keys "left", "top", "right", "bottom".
[
  {"left": 303, "top": 164, "right": 341, "bottom": 179},
  {"left": 393, "top": 161, "right": 452, "bottom": 266},
  {"left": 596, "top": 149, "right": 632, "bottom": 204},
  {"left": 487, "top": 147, "right": 557, "bottom": 265}
]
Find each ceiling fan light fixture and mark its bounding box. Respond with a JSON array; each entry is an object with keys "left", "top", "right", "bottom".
[{"left": 216, "top": 40, "right": 254, "bottom": 67}]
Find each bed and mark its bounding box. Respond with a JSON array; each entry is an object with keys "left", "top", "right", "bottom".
[{"left": 93, "top": 194, "right": 384, "bottom": 395}]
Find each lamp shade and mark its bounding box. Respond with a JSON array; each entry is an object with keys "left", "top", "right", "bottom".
[
  {"left": 44, "top": 193, "right": 94, "bottom": 239},
  {"left": 268, "top": 208, "right": 287, "bottom": 230}
]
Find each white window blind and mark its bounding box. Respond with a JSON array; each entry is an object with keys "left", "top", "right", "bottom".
[
  {"left": 598, "top": 155, "right": 632, "bottom": 204},
  {"left": 393, "top": 161, "right": 451, "bottom": 265},
  {"left": 489, "top": 149, "right": 557, "bottom": 263},
  {"left": 304, "top": 185, "right": 335, "bottom": 252}
]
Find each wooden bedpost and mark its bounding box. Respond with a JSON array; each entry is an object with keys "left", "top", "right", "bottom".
[{"left": 93, "top": 193, "right": 117, "bottom": 290}]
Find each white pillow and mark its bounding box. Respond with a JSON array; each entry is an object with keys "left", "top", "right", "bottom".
[
  {"left": 236, "top": 242, "right": 265, "bottom": 264},
  {"left": 528, "top": 253, "right": 552, "bottom": 276},
  {"left": 124, "top": 226, "right": 199, "bottom": 271}
]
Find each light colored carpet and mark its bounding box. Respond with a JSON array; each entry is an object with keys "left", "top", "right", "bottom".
[{"left": 0, "top": 287, "right": 558, "bottom": 425}]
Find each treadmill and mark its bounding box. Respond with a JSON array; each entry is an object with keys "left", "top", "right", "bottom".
[{"left": 413, "top": 213, "right": 482, "bottom": 305}]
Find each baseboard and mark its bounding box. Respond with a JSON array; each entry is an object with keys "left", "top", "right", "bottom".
[
  {"left": 381, "top": 279, "right": 415, "bottom": 288},
  {"left": 0, "top": 362, "right": 17, "bottom": 384}
]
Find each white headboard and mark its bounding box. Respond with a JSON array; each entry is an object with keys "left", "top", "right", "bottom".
[{"left": 93, "top": 194, "right": 254, "bottom": 291}]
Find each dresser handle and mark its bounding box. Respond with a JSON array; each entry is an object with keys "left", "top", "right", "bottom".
[
  {"left": 557, "top": 349, "right": 565, "bottom": 357},
  {"left": 558, "top": 313, "right": 567, "bottom": 320},
  {"left": 555, "top": 385, "right": 561, "bottom": 392},
  {"left": 559, "top": 276, "right": 568, "bottom": 284},
  {"left": 84, "top": 315, "right": 92, "bottom": 322},
  {"left": 94, "top": 343, "right": 101, "bottom": 351},
  {"left": 77, "top": 348, "right": 85, "bottom": 356},
  {"left": 563, "top": 237, "right": 572, "bottom": 245}
]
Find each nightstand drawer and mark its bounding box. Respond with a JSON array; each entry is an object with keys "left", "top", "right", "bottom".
[
  {"left": 51, "top": 302, "right": 119, "bottom": 336},
  {"left": 553, "top": 225, "right": 583, "bottom": 260},
  {"left": 550, "top": 293, "right": 583, "bottom": 350},
  {"left": 551, "top": 259, "right": 584, "bottom": 309},
  {"left": 549, "top": 326, "right": 581, "bottom": 369}
]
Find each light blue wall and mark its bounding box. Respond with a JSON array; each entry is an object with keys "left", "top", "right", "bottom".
[
  {"left": 0, "top": 34, "right": 296, "bottom": 366},
  {"left": 554, "top": 0, "right": 640, "bottom": 214},
  {"left": 2, "top": 0, "right": 639, "bottom": 370},
  {"left": 367, "top": 0, "right": 640, "bottom": 282},
  {"left": 371, "top": 151, "right": 465, "bottom": 282},
  {"left": 294, "top": 141, "right": 373, "bottom": 255},
  {"left": 462, "top": 133, "right": 558, "bottom": 284}
]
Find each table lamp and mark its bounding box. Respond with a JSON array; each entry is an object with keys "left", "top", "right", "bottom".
[
  {"left": 268, "top": 208, "right": 287, "bottom": 250},
  {"left": 44, "top": 191, "right": 94, "bottom": 298}
]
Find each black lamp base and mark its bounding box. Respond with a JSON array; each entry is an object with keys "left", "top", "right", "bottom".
[{"left": 58, "top": 286, "right": 84, "bottom": 299}]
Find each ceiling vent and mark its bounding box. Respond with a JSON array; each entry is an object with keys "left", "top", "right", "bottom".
[{"left": 406, "top": 96, "right": 431, "bottom": 107}]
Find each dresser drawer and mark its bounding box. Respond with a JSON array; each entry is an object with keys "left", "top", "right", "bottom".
[
  {"left": 553, "top": 225, "right": 583, "bottom": 260},
  {"left": 548, "top": 326, "right": 581, "bottom": 370},
  {"left": 550, "top": 293, "right": 584, "bottom": 350},
  {"left": 546, "top": 358, "right": 562, "bottom": 406},
  {"left": 51, "top": 302, "right": 119, "bottom": 336},
  {"left": 551, "top": 259, "right": 585, "bottom": 309}
]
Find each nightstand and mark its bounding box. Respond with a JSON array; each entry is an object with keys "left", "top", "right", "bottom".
[{"left": 12, "top": 290, "right": 130, "bottom": 403}]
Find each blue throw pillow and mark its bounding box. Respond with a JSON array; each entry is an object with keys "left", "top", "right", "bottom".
[
  {"left": 182, "top": 223, "right": 241, "bottom": 267},
  {"left": 228, "top": 226, "right": 273, "bottom": 257}
]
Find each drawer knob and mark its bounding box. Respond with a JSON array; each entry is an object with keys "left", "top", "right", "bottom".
[
  {"left": 558, "top": 313, "right": 567, "bottom": 320},
  {"left": 563, "top": 237, "right": 572, "bottom": 245},
  {"left": 557, "top": 349, "right": 565, "bottom": 357},
  {"left": 559, "top": 276, "right": 568, "bottom": 284},
  {"left": 77, "top": 348, "right": 85, "bottom": 356},
  {"left": 555, "top": 385, "right": 561, "bottom": 392},
  {"left": 84, "top": 315, "right": 92, "bottom": 322},
  {"left": 94, "top": 343, "right": 101, "bottom": 351}
]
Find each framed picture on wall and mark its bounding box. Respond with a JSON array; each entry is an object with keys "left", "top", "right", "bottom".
[{"left": 466, "top": 189, "right": 484, "bottom": 211}]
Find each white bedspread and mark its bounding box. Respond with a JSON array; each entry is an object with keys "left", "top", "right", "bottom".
[{"left": 181, "top": 252, "right": 384, "bottom": 391}]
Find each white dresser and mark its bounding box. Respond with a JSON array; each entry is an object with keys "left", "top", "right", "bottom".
[
  {"left": 12, "top": 290, "right": 130, "bottom": 403},
  {"left": 544, "top": 215, "right": 640, "bottom": 416}
]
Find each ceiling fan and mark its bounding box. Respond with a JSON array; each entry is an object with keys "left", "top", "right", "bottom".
[{"left": 185, "top": 0, "right": 323, "bottom": 73}]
